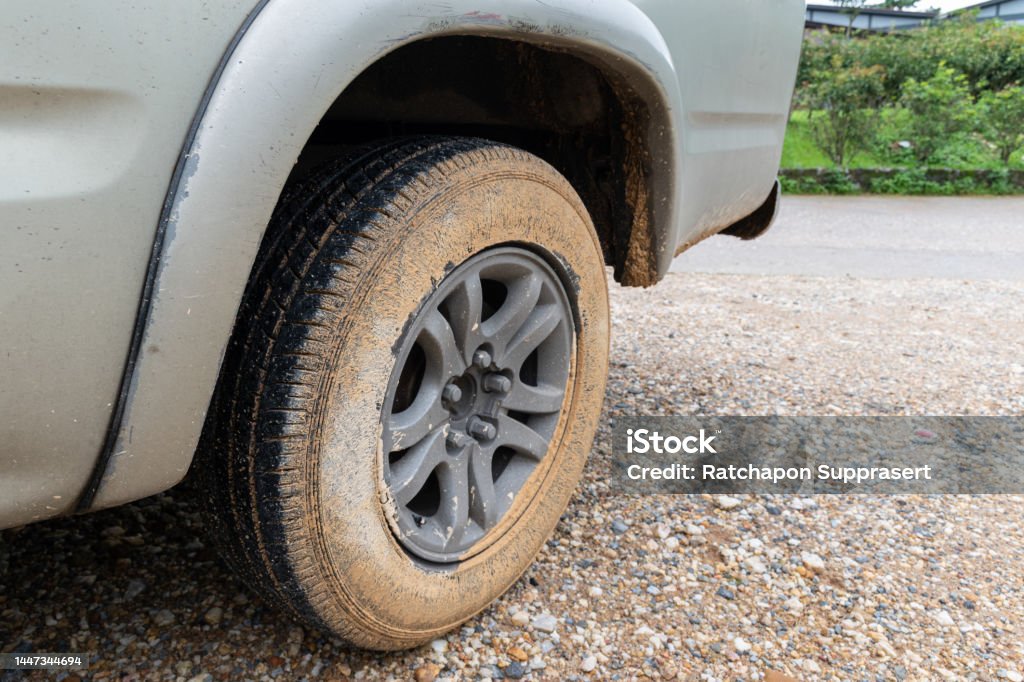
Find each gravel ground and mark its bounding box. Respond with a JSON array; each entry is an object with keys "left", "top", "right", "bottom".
[{"left": 2, "top": 270, "right": 1023, "bottom": 682}]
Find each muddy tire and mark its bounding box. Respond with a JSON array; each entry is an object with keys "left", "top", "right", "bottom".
[{"left": 196, "top": 137, "right": 609, "bottom": 650}]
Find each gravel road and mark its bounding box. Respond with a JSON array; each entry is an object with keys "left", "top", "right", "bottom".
[{"left": 3, "top": 197, "right": 1023, "bottom": 681}]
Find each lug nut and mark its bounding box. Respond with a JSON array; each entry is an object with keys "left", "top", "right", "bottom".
[
  {"left": 482, "top": 373, "right": 512, "bottom": 393},
  {"left": 442, "top": 382, "right": 462, "bottom": 403},
  {"left": 472, "top": 349, "right": 492, "bottom": 369},
  {"left": 447, "top": 430, "right": 471, "bottom": 448},
  {"left": 467, "top": 416, "right": 496, "bottom": 441}
]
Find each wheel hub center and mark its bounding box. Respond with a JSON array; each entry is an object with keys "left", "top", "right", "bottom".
[{"left": 443, "top": 346, "right": 512, "bottom": 447}]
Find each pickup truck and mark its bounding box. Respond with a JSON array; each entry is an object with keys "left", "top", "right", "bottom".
[{"left": 1, "top": 0, "right": 804, "bottom": 649}]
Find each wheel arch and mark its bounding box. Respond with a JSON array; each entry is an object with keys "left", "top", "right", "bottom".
[{"left": 81, "top": 0, "right": 683, "bottom": 511}]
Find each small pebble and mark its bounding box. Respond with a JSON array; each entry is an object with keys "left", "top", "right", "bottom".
[
  {"left": 504, "top": 662, "right": 527, "bottom": 679},
  {"left": 801, "top": 552, "right": 826, "bottom": 572},
  {"left": 153, "top": 609, "right": 175, "bottom": 627},
  {"left": 716, "top": 496, "right": 742, "bottom": 510},
  {"left": 532, "top": 613, "right": 558, "bottom": 633},
  {"left": 414, "top": 663, "right": 441, "bottom": 682},
  {"left": 510, "top": 610, "right": 530, "bottom": 627}
]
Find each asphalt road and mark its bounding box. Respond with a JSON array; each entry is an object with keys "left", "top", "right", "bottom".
[{"left": 672, "top": 195, "right": 1024, "bottom": 280}]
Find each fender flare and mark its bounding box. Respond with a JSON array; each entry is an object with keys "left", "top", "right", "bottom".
[{"left": 82, "top": 0, "right": 683, "bottom": 510}]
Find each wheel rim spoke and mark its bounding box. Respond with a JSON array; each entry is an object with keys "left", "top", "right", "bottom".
[
  {"left": 419, "top": 309, "right": 466, "bottom": 379},
  {"left": 468, "top": 443, "right": 498, "bottom": 530},
  {"left": 499, "top": 302, "right": 561, "bottom": 370},
  {"left": 388, "top": 392, "right": 448, "bottom": 451},
  {"left": 435, "top": 459, "right": 472, "bottom": 548},
  {"left": 496, "top": 414, "right": 551, "bottom": 461},
  {"left": 389, "top": 429, "right": 448, "bottom": 506},
  {"left": 445, "top": 273, "right": 484, "bottom": 365},
  {"left": 503, "top": 382, "right": 565, "bottom": 414},
  {"left": 481, "top": 272, "right": 542, "bottom": 358}
]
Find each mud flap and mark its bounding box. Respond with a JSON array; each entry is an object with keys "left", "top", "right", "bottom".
[{"left": 720, "top": 179, "right": 781, "bottom": 241}]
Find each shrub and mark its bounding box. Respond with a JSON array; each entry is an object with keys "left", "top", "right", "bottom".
[
  {"left": 926, "top": 16, "right": 1024, "bottom": 97},
  {"left": 788, "top": 18, "right": 1024, "bottom": 179},
  {"left": 817, "top": 169, "right": 862, "bottom": 193},
  {"left": 798, "top": 18, "right": 1024, "bottom": 104},
  {"left": 781, "top": 168, "right": 1022, "bottom": 195},
  {"left": 803, "top": 58, "right": 886, "bottom": 167},
  {"left": 898, "top": 63, "right": 975, "bottom": 163},
  {"left": 867, "top": 168, "right": 952, "bottom": 194},
  {"left": 780, "top": 169, "right": 861, "bottom": 194},
  {"left": 985, "top": 167, "right": 1015, "bottom": 193},
  {"left": 977, "top": 85, "right": 1024, "bottom": 163},
  {"left": 779, "top": 175, "right": 825, "bottom": 195}
]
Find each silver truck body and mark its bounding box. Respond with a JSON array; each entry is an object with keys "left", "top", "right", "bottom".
[{"left": 0, "top": 0, "right": 804, "bottom": 528}]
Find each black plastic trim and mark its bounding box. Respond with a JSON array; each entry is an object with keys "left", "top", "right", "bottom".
[{"left": 720, "top": 179, "right": 782, "bottom": 241}]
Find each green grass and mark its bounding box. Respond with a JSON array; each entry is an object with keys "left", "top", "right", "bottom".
[
  {"left": 780, "top": 111, "right": 831, "bottom": 168},
  {"left": 781, "top": 110, "right": 887, "bottom": 169},
  {"left": 780, "top": 108, "right": 1024, "bottom": 193},
  {"left": 782, "top": 109, "right": 1024, "bottom": 170}
]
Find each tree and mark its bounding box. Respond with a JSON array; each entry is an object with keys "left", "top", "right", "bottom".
[
  {"left": 876, "top": 0, "right": 921, "bottom": 9},
  {"left": 834, "top": 1, "right": 924, "bottom": 38},
  {"left": 835, "top": 0, "right": 870, "bottom": 38},
  {"left": 899, "top": 63, "right": 976, "bottom": 163},
  {"left": 804, "top": 58, "right": 887, "bottom": 167},
  {"left": 798, "top": 14, "right": 1024, "bottom": 103},
  {"left": 977, "top": 85, "right": 1024, "bottom": 164}
]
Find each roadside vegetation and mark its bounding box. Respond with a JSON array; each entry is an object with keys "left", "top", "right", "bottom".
[{"left": 784, "top": 12, "right": 1024, "bottom": 194}]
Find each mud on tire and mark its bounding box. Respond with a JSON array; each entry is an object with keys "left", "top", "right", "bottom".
[{"left": 195, "top": 137, "right": 610, "bottom": 650}]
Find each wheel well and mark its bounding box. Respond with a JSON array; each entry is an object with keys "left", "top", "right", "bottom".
[{"left": 289, "top": 35, "right": 660, "bottom": 286}]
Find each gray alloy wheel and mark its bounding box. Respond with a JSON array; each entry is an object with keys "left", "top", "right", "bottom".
[{"left": 382, "top": 246, "right": 574, "bottom": 563}]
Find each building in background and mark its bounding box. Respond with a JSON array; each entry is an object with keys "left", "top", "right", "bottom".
[
  {"left": 805, "top": 4, "right": 938, "bottom": 32},
  {"left": 948, "top": 0, "right": 1024, "bottom": 24},
  {"left": 805, "top": 1, "right": 1024, "bottom": 32}
]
